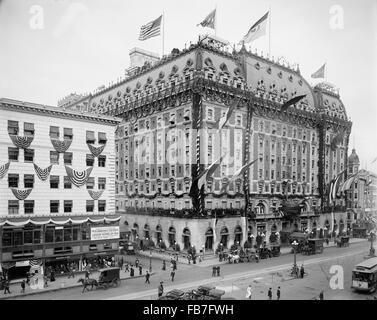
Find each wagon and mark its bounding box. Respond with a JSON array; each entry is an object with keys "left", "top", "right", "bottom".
[
  {"left": 302, "top": 239, "right": 324, "bottom": 255},
  {"left": 270, "top": 245, "right": 281, "bottom": 257},
  {"left": 336, "top": 236, "right": 350, "bottom": 247},
  {"left": 258, "top": 247, "right": 271, "bottom": 259},
  {"left": 239, "top": 249, "right": 259, "bottom": 263},
  {"left": 97, "top": 267, "right": 120, "bottom": 289}
]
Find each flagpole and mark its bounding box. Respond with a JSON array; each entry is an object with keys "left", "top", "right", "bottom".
[
  {"left": 269, "top": 5, "right": 271, "bottom": 58},
  {"left": 162, "top": 11, "right": 165, "bottom": 57},
  {"left": 215, "top": 4, "right": 217, "bottom": 37}
]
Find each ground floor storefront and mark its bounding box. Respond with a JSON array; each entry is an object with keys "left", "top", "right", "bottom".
[{"left": 0, "top": 215, "right": 121, "bottom": 280}]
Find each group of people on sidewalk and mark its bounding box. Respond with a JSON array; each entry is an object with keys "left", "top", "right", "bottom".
[{"left": 211, "top": 266, "right": 221, "bottom": 277}]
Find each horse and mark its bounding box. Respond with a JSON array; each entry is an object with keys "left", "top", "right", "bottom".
[
  {"left": 77, "top": 278, "right": 98, "bottom": 293},
  {"left": 228, "top": 254, "right": 240, "bottom": 264}
]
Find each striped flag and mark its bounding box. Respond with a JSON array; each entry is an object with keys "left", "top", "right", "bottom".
[
  {"left": 221, "top": 158, "right": 258, "bottom": 192},
  {"left": 329, "top": 169, "right": 346, "bottom": 203},
  {"left": 216, "top": 98, "right": 240, "bottom": 131},
  {"left": 311, "top": 63, "right": 326, "bottom": 79},
  {"left": 197, "top": 154, "right": 226, "bottom": 191},
  {"left": 138, "top": 15, "right": 162, "bottom": 41},
  {"left": 197, "top": 9, "right": 216, "bottom": 29},
  {"left": 240, "top": 11, "right": 269, "bottom": 44}
]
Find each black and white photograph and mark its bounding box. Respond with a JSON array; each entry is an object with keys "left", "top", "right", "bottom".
[{"left": 0, "top": 0, "right": 376, "bottom": 309}]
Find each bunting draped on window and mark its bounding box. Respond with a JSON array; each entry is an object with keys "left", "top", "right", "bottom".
[
  {"left": 0, "top": 162, "right": 10, "bottom": 179},
  {"left": 11, "top": 188, "right": 32, "bottom": 200},
  {"left": 29, "top": 259, "right": 42, "bottom": 267},
  {"left": 9, "top": 135, "right": 34, "bottom": 149},
  {"left": 88, "top": 190, "right": 104, "bottom": 200},
  {"left": 65, "top": 166, "right": 93, "bottom": 187},
  {"left": 87, "top": 143, "right": 106, "bottom": 157},
  {"left": 33, "top": 163, "right": 53, "bottom": 181},
  {"left": 51, "top": 138, "right": 72, "bottom": 153}
]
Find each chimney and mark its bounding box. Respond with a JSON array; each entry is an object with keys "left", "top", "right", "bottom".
[{"left": 125, "top": 48, "right": 160, "bottom": 76}]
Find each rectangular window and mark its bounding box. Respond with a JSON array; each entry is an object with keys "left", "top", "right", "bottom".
[
  {"left": 86, "top": 131, "right": 95, "bottom": 144},
  {"left": 86, "top": 200, "right": 94, "bottom": 212},
  {"left": 63, "top": 128, "right": 73, "bottom": 140},
  {"left": 8, "top": 174, "right": 19, "bottom": 188},
  {"left": 50, "top": 126, "right": 59, "bottom": 139},
  {"left": 50, "top": 151, "right": 59, "bottom": 164},
  {"left": 98, "top": 132, "right": 107, "bottom": 144},
  {"left": 98, "top": 155, "right": 106, "bottom": 167},
  {"left": 86, "top": 154, "right": 94, "bottom": 166},
  {"left": 24, "top": 123, "right": 35, "bottom": 137},
  {"left": 50, "top": 175, "right": 59, "bottom": 189},
  {"left": 236, "top": 114, "right": 242, "bottom": 126},
  {"left": 64, "top": 176, "right": 72, "bottom": 189},
  {"left": 24, "top": 200, "right": 34, "bottom": 214},
  {"left": 8, "top": 147, "right": 19, "bottom": 161},
  {"left": 98, "top": 178, "right": 106, "bottom": 190},
  {"left": 98, "top": 200, "right": 106, "bottom": 212},
  {"left": 24, "top": 174, "right": 34, "bottom": 188},
  {"left": 64, "top": 200, "right": 72, "bottom": 213},
  {"left": 64, "top": 152, "right": 72, "bottom": 165},
  {"left": 8, "top": 120, "right": 19, "bottom": 135},
  {"left": 8, "top": 200, "right": 19, "bottom": 214},
  {"left": 24, "top": 149, "right": 34, "bottom": 162},
  {"left": 50, "top": 200, "right": 59, "bottom": 213},
  {"left": 86, "top": 177, "right": 94, "bottom": 189}
]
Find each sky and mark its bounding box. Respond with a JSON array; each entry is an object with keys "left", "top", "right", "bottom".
[{"left": 0, "top": 0, "right": 376, "bottom": 171}]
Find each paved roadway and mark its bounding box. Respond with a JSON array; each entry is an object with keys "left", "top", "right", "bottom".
[{"left": 12, "top": 241, "right": 377, "bottom": 300}]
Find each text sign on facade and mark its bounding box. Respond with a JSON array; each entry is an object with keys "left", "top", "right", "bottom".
[{"left": 90, "top": 226, "right": 120, "bottom": 241}]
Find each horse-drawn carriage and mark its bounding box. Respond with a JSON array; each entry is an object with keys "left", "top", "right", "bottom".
[
  {"left": 258, "top": 247, "right": 272, "bottom": 259},
  {"left": 301, "top": 239, "right": 324, "bottom": 255},
  {"left": 78, "top": 267, "right": 121, "bottom": 293},
  {"left": 270, "top": 244, "right": 281, "bottom": 257},
  {"left": 239, "top": 249, "right": 259, "bottom": 263},
  {"left": 335, "top": 236, "right": 350, "bottom": 247}
]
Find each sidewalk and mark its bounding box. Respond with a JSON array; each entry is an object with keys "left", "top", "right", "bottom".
[
  {"left": 138, "top": 238, "right": 368, "bottom": 268},
  {"left": 0, "top": 269, "right": 154, "bottom": 300}
]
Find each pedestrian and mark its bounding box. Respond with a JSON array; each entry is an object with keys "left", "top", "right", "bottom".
[
  {"left": 245, "top": 285, "right": 252, "bottom": 300},
  {"left": 68, "top": 267, "right": 75, "bottom": 279},
  {"left": 139, "top": 265, "right": 143, "bottom": 276},
  {"left": 26, "top": 272, "right": 30, "bottom": 286},
  {"left": 171, "top": 269, "right": 175, "bottom": 282},
  {"left": 135, "top": 259, "right": 139, "bottom": 268},
  {"left": 125, "top": 263, "right": 129, "bottom": 272},
  {"left": 120, "top": 257, "right": 124, "bottom": 270},
  {"left": 216, "top": 266, "right": 220, "bottom": 277},
  {"left": 319, "top": 291, "right": 324, "bottom": 300},
  {"left": 50, "top": 270, "right": 55, "bottom": 282},
  {"left": 85, "top": 269, "right": 90, "bottom": 280},
  {"left": 162, "top": 260, "right": 166, "bottom": 271},
  {"left": 21, "top": 280, "right": 25, "bottom": 294},
  {"left": 267, "top": 288, "right": 272, "bottom": 300},
  {"left": 187, "top": 255, "right": 191, "bottom": 264},
  {"left": 145, "top": 271, "right": 150, "bottom": 284},
  {"left": 300, "top": 264, "right": 305, "bottom": 279},
  {"left": 43, "top": 275, "right": 48, "bottom": 288},
  {"left": 158, "top": 281, "right": 164, "bottom": 298},
  {"left": 212, "top": 266, "right": 216, "bottom": 277},
  {"left": 277, "top": 286, "right": 281, "bottom": 300},
  {"left": 3, "top": 279, "right": 11, "bottom": 294},
  {"left": 326, "top": 238, "right": 329, "bottom": 245},
  {"left": 130, "top": 266, "right": 134, "bottom": 277}
]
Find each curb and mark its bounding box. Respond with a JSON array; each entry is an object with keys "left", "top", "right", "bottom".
[{"left": 0, "top": 272, "right": 155, "bottom": 300}]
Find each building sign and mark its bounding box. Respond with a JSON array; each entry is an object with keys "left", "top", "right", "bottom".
[
  {"left": 15, "top": 260, "right": 30, "bottom": 267},
  {"left": 90, "top": 226, "right": 120, "bottom": 241}
]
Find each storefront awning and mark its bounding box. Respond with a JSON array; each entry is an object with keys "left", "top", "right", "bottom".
[{"left": 0, "top": 215, "right": 121, "bottom": 227}]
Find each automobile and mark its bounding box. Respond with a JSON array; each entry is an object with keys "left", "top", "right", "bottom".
[
  {"left": 159, "top": 289, "right": 186, "bottom": 300},
  {"left": 97, "top": 267, "right": 121, "bottom": 289}
]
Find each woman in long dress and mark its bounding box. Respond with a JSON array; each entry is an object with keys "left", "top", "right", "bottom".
[{"left": 245, "top": 285, "right": 252, "bottom": 299}]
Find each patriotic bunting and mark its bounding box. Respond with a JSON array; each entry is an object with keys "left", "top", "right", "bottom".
[
  {"left": 9, "top": 135, "right": 34, "bottom": 149},
  {"left": 0, "top": 162, "right": 10, "bottom": 179},
  {"left": 65, "top": 166, "right": 93, "bottom": 187},
  {"left": 88, "top": 190, "right": 104, "bottom": 200},
  {"left": 29, "top": 259, "right": 42, "bottom": 267},
  {"left": 11, "top": 188, "right": 33, "bottom": 200},
  {"left": 33, "top": 163, "right": 53, "bottom": 181},
  {"left": 51, "top": 138, "right": 72, "bottom": 153},
  {"left": 280, "top": 95, "right": 306, "bottom": 112},
  {"left": 87, "top": 143, "right": 106, "bottom": 157}
]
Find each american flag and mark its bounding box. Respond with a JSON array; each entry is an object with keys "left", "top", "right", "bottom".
[{"left": 139, "top": 15, "right": 162, "bottom": 41}]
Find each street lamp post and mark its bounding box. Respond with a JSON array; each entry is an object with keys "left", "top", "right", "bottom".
[
  {"left": 369, "top": 231, "right": 376, "bottom": 257},
  {"left": 291, "top": 240, "right": 299, "bottom": 277}
]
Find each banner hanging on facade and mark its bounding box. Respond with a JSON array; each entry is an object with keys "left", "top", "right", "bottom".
[{"left": 90, "top": 226, "right": 120, "bottom": 241}]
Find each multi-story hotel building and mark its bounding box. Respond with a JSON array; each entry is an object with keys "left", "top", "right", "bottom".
[
  {"left": 0, "top": 98, "right": 120, "bottom": 278},
  {"left": 63, "top": 36, "right": 353, "bottom": 251}
]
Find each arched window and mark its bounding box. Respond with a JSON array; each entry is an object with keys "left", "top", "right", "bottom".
[
  {"left": 144, "top": 224, "right": 150, "bottom": 239},
  {"left": 205, "top": 228, "right": 214, "bottom": 250},
  {"left": 234, "top": 225, "right": 243, "bottom": 244},
  {"left": 256, "top": 202, "right": 265, "bottom": 214},
  {"left": 156, "top": 224, "right": 163, "bottom": 242},
  {"left": 220, "top": 226, "right": 229, "bottom": 248},
  {"left": 182, "top": 228, "right": 191, "bottom": 250},
  {"left": 132, "top": 223, "right": 139, "bottom": 241},
  {"left": 168, "top": 226, "right": 176, "bottom": 247}
]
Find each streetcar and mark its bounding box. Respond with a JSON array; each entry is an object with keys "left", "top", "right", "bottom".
[{"left": 351, "top": 257, "right": 377, "bottom": 293}]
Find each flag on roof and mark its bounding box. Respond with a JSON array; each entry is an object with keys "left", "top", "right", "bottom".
[
  {"left": 311, "top": 63, "right": 326, "bottom": 78},
  {"left": 280, "top": 95, "right": 306, "bottom": 112},
  {"left": 240, "top": 11, "right": 269, "bottom": 44},
  {"left": 197, "top": 9, "right": 216, "bottom": 29},
  {"left": 139, "top": 15, "right": 162, "bottom": 41}
]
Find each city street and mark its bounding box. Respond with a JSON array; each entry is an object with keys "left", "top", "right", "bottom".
[{"left": 11, "top": 240, "right": 376, "bottom": 300}]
